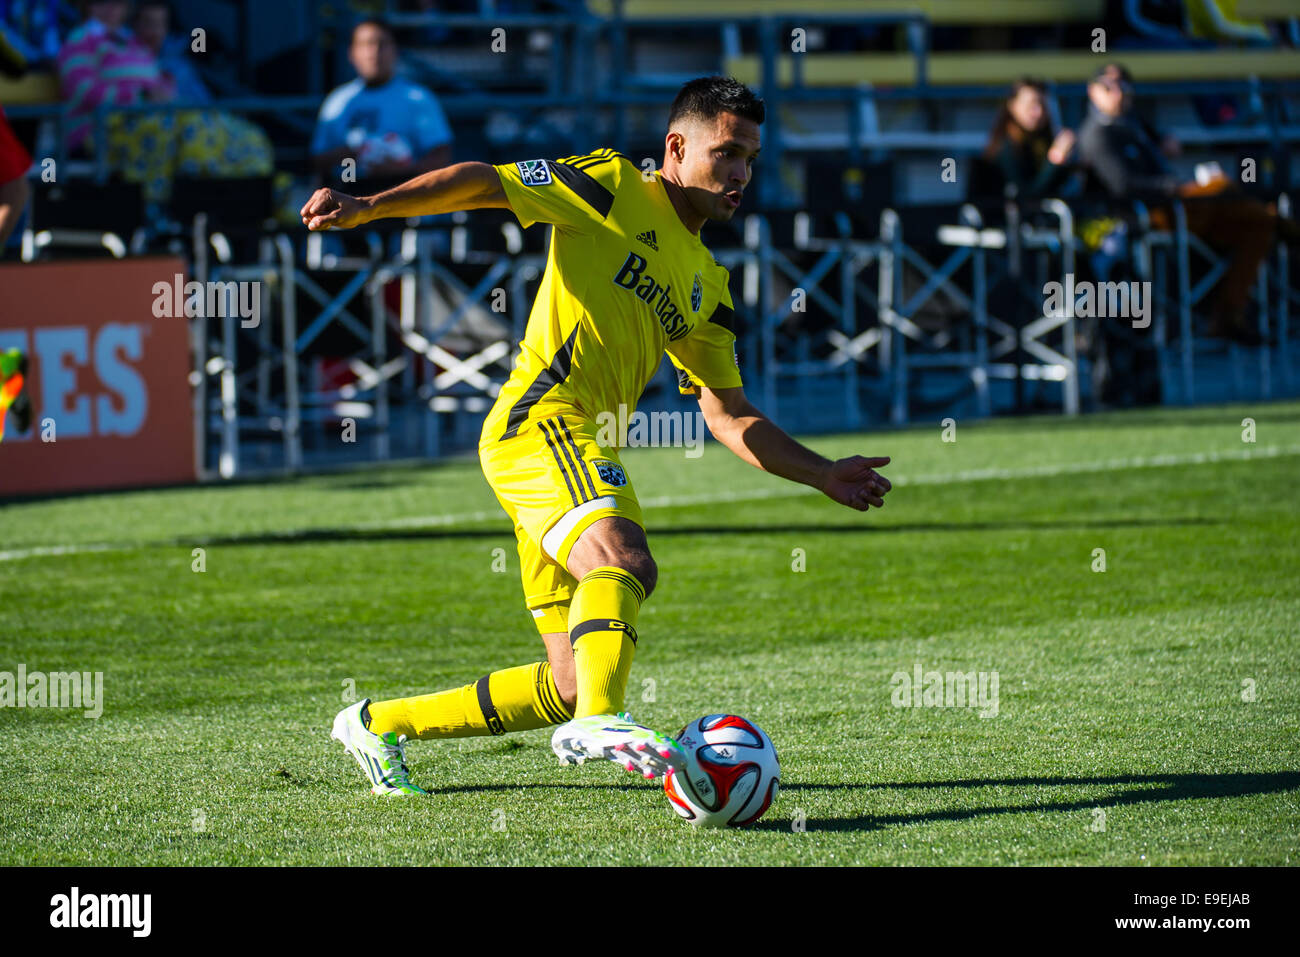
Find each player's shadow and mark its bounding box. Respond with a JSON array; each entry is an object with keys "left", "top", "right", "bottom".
[
  {"left": 647, "top": 516, "right": 1226, "bottom": 536},
  {"left": 431, "top": 782, "right": 646, "bottom": 795},
  {"left": 751, "top": 771, "right": 1300, "bottom": 832},
  {"left": 187, "top": 514, "right": 1223, "bottom": 549}
]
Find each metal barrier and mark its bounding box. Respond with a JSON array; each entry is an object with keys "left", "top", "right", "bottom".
[{"left": 6, "top": 2, "right": 1299, "bottom": 474}]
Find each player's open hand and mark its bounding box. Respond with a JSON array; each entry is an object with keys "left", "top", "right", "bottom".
[
  {"left": 821, "top": 455, "right": 891, "bottom": 511},
  {"left": 300, "top": 188, "right": 370, "bottom": 231}
]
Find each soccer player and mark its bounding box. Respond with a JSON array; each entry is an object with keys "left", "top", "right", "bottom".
[{"left": 302, "top": 76, "right": 892, "bottom": 795}]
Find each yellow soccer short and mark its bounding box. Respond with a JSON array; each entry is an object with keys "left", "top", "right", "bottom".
[{"left": 479, "top": 413, "right": 644, "bottom": 634}]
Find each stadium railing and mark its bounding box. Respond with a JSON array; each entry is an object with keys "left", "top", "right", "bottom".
[
  {"left": 1128, "top": 194, "right": 1295, "bottom": 404},
  {"left": 6, "top": 5, "right": 1299, "bottom": 475},
  {"left": 882, "top": 199, "right": 1083, "bottom": 423}
]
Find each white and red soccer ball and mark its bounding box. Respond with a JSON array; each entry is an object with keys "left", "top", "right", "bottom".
[{"left": 663, "top": 714, "right": 780, "bottom": 827}]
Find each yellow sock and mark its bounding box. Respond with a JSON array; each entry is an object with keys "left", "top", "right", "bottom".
[
  {"left": 569, "top": 567, "right": 645, "bottom": 717},
  {"left": 366, "top": 661, "right": 573, "bottom": 740}
]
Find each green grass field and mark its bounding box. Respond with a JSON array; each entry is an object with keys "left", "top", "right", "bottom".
[{"left": 3, "top": 400, "right": 1299, "bottom": 865}]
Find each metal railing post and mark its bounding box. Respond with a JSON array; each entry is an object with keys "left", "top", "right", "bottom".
[
  {"left": 1279, "top": 193, "right": 1291, "bottom": 390},
  {"left": 879, "top": 208, "right": 906, "bottom": 425},
  {"left": 370, "top": 270, "right": 391, "bottom": 461},
  {"left": 275, "top": 233, "right": 302, "bottom": 472},
  {"left": 192, "top": 213, "right": 209, "bottom": 480},
  {"left": 1043, "top": 199, "right": 1079, "bottom": 415},
  {"left": 1173, "top": 201, "right": 1194, "bottom": 404},
  {"left": 962, "top": 204, "right": 991, "bottom": 418}
]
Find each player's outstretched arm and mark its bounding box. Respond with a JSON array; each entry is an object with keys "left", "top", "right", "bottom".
[
  {"left": 300, "top": 161, "right": 510, "bottom": 231},
  {"left": 698, "top": 385, "right": 891, "bottom": 512}
]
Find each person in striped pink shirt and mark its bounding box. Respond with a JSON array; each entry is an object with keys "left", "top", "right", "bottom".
[
  {"left": 55, "top": 0, "right": 271, "bottom": 202},
  {"left": 56, "top": 0, "right": 170, "bottom": 155}
]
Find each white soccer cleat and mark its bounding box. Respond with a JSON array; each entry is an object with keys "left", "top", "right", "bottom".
[
  {"left": 330, "top": 699, "right": 428, "bottom": 796},
  {"left": 551, "top": 711, "right": 687, "bottom": 780}
]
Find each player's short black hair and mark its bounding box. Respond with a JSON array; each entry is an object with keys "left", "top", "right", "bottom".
[{"left": 668, "top": 76, "right": 765, "bottom": 128}]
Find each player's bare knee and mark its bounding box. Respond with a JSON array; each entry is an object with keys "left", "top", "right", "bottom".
[
  {"left": 567, "top": 517, "right": 655, "bottom": 597},
  {"left": 620, "top": 550, "right": 657, "bottom": 598}
]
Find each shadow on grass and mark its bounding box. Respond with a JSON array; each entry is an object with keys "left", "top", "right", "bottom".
[
  {"left": 751, "top": 772, "right": 1300, "bottom": 832},
  {"left": 431, "top": 782, "right": 643, "bottom": 795},
  {"left": 190, "top": 515, "right": 1224, "bottom": 549}
]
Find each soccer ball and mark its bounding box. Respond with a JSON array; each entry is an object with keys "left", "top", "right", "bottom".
[{"left": 663, "top": 714, "right": 780, "bottom": 827}]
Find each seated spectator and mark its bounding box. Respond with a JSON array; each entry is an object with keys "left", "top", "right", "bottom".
[
  {"left": 311, "top": 17, "right": 452, "bottom": 189},
  {"left": 131, "top": 0, "right": 211, "bottom": 104},
  {"left": 56, "top": 0, "right": 271, "bottom": 202},
  {"left": 57, "top": 0, "right": 166, "bottom": 156},
  {"left": 982, "top": 78, "right": 1076, "bottom": 203},
  {"left": 1076, "top": 62, "right": 1298, "bottom": 345}
]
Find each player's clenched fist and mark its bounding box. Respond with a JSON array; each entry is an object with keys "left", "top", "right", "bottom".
[{"left": 300, "top": 188, "right": 371, "bottom": 231}]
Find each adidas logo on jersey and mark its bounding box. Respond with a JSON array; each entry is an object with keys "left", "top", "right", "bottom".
[{"left": 635, "top": 230, "right": 658, "bottom": 251}]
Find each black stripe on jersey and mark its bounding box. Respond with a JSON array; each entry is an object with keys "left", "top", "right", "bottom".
[
  {"left": 476, "top": 676, "right": 507, "bottom": 735},
  {"left": 545, "top": 160, "right": 615, "bottom": 218},
  {"left": 568, "top": 618, "right": 639, "bottom": 647},
  {"left": 566, "top": 150, "right": 608, "bottom": 166},
  {"left": 542, "top": 418, "right": 591, "bottom": 506},
  {"left": 556, "top": 415, "right": 598, "bottom": 500},
  {"left": 707, "top": 301, "right": 736, "bottom": 335},
  {"left": 570, "top": 150, "right": 628, "bottom": 170},
  {"left": 500, "top": 326, "right": 578, "bottom": 440},
  {"left": 566, "top": 147, "right": 615, "bottom": 164},
  {"left": 539, "top": 419, "right": 583, "bottom": 508}
]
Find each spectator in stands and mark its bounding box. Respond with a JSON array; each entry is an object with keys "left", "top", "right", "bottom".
[
  {"left": 0, "top": 105, "right": 32, "bottom": 253},
  {"left": 57, "top": 0, "right": 272, "bottom": 202},
  {"left": 131, "top": 0, "right": 211, "bottom": 104},
  {"left": 982, "top": 78, "right": 1076, "bottom": 203},
  {"left": 1077, "top": 62, "right": 1297, "bottom": 345},
  {"left": 311, "top": 18, "right": 453, "bottom": 188}
]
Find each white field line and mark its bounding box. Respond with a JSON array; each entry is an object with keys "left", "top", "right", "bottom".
[{"left": 3, "top": 443, "right": 1297, "bottom": 563}]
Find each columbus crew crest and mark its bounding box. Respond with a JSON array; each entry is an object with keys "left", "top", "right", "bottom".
[
  {"left": 592, "top": 459, "right": 627, "bottom": 487},
  {"left": 691, "top": 272, "right": 703, "bottom": 312}
]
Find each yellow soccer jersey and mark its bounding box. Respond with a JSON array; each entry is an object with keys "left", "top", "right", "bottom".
[{"left": 480, "top": 148, "right": 742, "bottom": 446}]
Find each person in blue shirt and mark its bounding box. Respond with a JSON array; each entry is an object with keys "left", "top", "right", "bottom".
[{"left": 311, "top": 18, "right": 453, "bottom": 188}]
